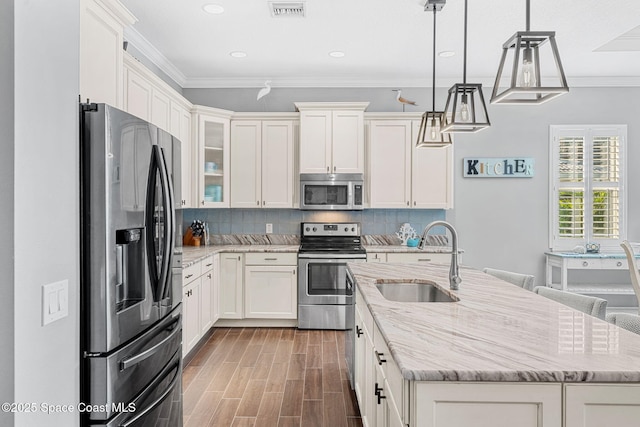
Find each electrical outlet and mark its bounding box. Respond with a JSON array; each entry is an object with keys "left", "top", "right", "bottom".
[{"left": 266, "top": 223, "right": 273, "bottom": 234}]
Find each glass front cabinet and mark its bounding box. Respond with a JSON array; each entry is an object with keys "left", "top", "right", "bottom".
[{"left": 193, "top": 106, "right": 232, "bottom": 208}]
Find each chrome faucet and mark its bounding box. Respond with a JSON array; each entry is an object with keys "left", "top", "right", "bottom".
[{"left": 418, "top": 220, "right": 461, "bottom": 290}]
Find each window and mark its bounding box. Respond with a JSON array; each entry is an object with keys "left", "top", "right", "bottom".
[{"left": 550, "top": 125, "right": 627, "bottom": 251}]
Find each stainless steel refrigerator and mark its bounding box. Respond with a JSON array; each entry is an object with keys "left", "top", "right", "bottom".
[{"left": 80, "top": 103, "right": 183, "bottom": 427}]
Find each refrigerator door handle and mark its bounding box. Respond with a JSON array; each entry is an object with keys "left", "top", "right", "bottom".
[
  {"left": 119, "top": 316, "right": 181, "bottom": 371},
  {"left": 119, "top": 358, "right": 180, "bottom": 427},
  {"left": 145, "top": 145, "right": 174, "bottom": 303}
]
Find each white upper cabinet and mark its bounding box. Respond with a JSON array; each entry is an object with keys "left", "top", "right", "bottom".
[
  {"left": 123, "top": 52, "right": 194, "bottom": 207},
  {"left": 79, "top": 0, "right": 136, "bottom": 108},
  {"left": 193, "top": 106, "right": 233, "bottom": 208},
  {"left": 368, "top": 120, "right": 412, "bottom": 208},
  {"left": 296, "top": 102, "right": 368, "bottom": 174},
  {"left": 367, "top": 115, "right": 453, "bottom": 209},
  {"left": 230, "top": 116, "right": 296, "bottom": 208}
]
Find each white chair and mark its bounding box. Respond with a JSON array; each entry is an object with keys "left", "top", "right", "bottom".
[
  {"left": 533, "top": 286, "right": 607, "bottom": 320},
  {"left": 620, "top": 240, "right": 640, "bottom": 315},
  {"left": 482, "top": 268, "right": 535, "bottom": 291},
  {"left": 606, "top": 312, "right": 640, "bottom": 335}
]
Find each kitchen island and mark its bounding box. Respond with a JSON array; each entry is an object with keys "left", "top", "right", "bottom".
[{"left": 348, "top": 262, "right": 640, "bottom": 427}]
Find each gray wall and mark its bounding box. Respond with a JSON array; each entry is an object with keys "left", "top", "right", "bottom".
[
  {"left": 14, "top": 1, "right": 80, "bottom": 426},
  {"left": 0, "top": 1, "right": 15, "bottom": 425},
  {"left": 183, "top": 86, "right": 640, "bottom": 293}
]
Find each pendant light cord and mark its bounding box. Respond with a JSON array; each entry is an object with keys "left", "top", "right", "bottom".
[
  {"left": 431, "top": 7, "right": 436, "bottom": 112},
  {"left": 462, "top": 0, "right": 467, "bottom": 85},
  {"left": 526, "top": 0, "right": 530, "bottom": 31}
]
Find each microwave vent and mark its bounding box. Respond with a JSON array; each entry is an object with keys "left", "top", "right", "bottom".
[{"left": 269, "top": 2, "right": 305, "bottom": 17}]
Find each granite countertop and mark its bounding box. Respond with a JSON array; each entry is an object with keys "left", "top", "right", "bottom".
[
  {"left": 348, "top": 262, "right": 640, "bottom": 383},
  {"left": 178, "top": 245, "right": 299, "bottom": 267}
]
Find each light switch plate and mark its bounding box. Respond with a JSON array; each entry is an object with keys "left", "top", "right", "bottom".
[
  {"left": 42, "top": 279, "right": 69, "bottom": 326},
  {"left": 266, "top": 223, "right": 273, "bottom": 234}
]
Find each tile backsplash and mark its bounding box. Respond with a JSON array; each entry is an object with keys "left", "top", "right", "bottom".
[{"left": 182, "top": 208, "right": 445, "bottom": 236}]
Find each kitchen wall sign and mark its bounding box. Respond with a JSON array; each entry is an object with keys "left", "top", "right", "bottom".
[{"left": 463, "top": 157, "right": 534, "bottom": 178}]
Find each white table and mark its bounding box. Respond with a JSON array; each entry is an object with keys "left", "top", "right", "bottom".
[{"left": 545, "top": 252, "right": 640, "bottom": 297}]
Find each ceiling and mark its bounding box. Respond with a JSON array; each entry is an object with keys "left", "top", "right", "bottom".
[{"left": 120, "top": 0, "right": 640, "bottom": 88}]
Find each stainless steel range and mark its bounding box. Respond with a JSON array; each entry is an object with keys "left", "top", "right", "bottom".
[{"left": 297, "top": 222, "right": 366, "bottom": 330}]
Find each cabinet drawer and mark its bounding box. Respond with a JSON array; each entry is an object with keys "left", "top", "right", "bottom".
[
  {"left": 600, "top": 258, "right": 629, "bottom": 269},
  {"left": 201, "top": 255, "right": 215, "bottom": 273},
  {"left": 244, "top": 252, "right": 297, "bottom": 265},
  {"left": 182, "top": 261, "right": 201, "bottom": 284},
  {"left": 373, "top": 325, "right": 403, "bottom": 407},
  {"left": 367, "top": 253, "right": 387, "bottom": 263},
  {"left": 386, "top": 252, "right": 451, "bottom": 263},
  {"left": 566, "top": 258, "right": 603, "bottom": 269}
]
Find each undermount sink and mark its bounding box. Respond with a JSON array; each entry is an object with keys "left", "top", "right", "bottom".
[{"left": 374, "top": 279, "right": 459, "bottom": 303}]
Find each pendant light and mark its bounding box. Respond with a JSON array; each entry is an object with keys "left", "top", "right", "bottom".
[
  {"left": 490, "top": 0, "right": 569, "bottom": 104},
  {"left": 441, "top": 0, "right": 490, "bottom": 133},
  {"left": 416, "top": 0, "right": 452, "bottom": 147}
]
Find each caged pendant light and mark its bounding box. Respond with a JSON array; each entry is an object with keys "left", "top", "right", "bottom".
[
  {"left": 416, "top": 0, "right": 452, "bottom": 147},
  {"left": 490, "top": 0, "right": 569, "bottom": 104},
  {"left": 441, "top": 0, "right": 490, "bottom": 133}
]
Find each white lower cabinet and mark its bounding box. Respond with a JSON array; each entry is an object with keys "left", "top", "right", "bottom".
[
  {"left": 182, "top": 255, "right": 217, "bottom": 358},
  {"left": 564, "top": 384, "right": 640, "bottom": 427},
  {"left": 244, "top": 253, "right": 297, "bottom": 319},
  {"left": 414, "top": 382, "right": 562, "bottom": 427},
  {"left": 220, "top": 253, "right": 244, "bottom": 319},
  {"left": 183, "top": 278, "right": 201, "bottom": 358},
  {"left": 366, "top": 252, "right": 458, "bottom": 264}
]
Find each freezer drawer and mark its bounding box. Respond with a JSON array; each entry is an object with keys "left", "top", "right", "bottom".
[
  {"left": 83, "top": 306, "right": 181, "bottom": 422},
  {"left": 87, "top": 348, "right": 182, "bottom": 426}
]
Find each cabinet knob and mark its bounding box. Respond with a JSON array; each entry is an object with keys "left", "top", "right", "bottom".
[
  {"left": 407, "top": 201, "right": 410, "bottom": 206},
  {"left": 238, "top": 256, "right": 241, "bottom": 261},
  {"left": 375, "top": 350, "right": 386, "bottom": 365},
  {"left": 202, "top": 200, "right": 205, "bottom": 205},
  {"left": 375, "top": 383, "right": 386, "bottom": 404},
  {"left": 263, "top": 201, "right": 265, "bottom": 206},
  {"left": 207, "top": 274, "right": 212, "bottom": 279},
  {"left": 333, "top": 166, "right": 336, "bottom": 172},
  {"left": 356, "top": 325, "right": 363, "bottom": 338},
  {"left": 293, "top": 270, "right": 296, "bottom": 275},
  {"left": 185, "top": 274, "right": 193, "bottom": 279},
  {"left": 617, "top": 261, "right": 623, "bottom": 267},
  {"left": 583, "top": 261, "right": 589, "bottom": 267},
  {"left": 327, "top": 166, "right": 330, "bottom": 173},
  {"left": 257, "top": 201, "right": 260, "bottom": 206},
  {"left": 414, "top": 201, "right": 416, "bottom": 206}
]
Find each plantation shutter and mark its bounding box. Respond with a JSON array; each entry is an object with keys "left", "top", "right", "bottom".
[{"left": 550, "top": 126, "right": 626, "bottom": 251}]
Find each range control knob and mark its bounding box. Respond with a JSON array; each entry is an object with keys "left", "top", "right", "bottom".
[
  {"left": 344, "top": 227, "right": 349, "bottom": 232},
  {"left": 305, "top": 227, "right": 310, "bottom": 232},
  {"left": 351, "top": 227, "right": 355, "bottom": 232},
  {"left": 312, "top": 227, "right": 317, "bottom": 232}
]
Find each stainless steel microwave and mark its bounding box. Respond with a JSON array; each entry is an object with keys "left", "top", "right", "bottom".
[{"left": 300, "top": 173, "right": 364, "bottom": 210}]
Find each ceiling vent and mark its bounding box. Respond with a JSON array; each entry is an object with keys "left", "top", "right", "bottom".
[{"left": 269, "top": 2, "right": 305, "bottom": 18}]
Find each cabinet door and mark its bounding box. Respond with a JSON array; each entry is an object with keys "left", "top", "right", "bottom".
[
  {"left": 171, "top": 102, "right": 193, "bottom": 207},
  {"left": 368, "top": 120, "right": 412, "bottom": 208},
  {"left": 414, "top": 382, "right": 562, "bottom": 427},
  {"left": 299, "top": 111, "right": 332, "bottom": 173},
  {"left": 230, "top": 121, "right": 262, "bottom": 208},
  {"left": 79, "top": 0, "right": 132, "bottom": 108},
  {"left": 565, "top": 384, "right": 640, "bottom": 427},
  {"left": 261, "top": 121, "right": 294, "bottom": 208},
  {"left": 212, "top": 254, "right": 221, "bottom": 323},
  {"left": 244, "top": 266, "right": 297, "bottom": 319},
  {"left": 197, "top": 114, "right": 230, "bottom": 207},
  {"left": 220, "top": 253, "right": 243, "bottom": 319},
  {"left": 183, "top": 278, "right": 201, "bottom": 357},
  {"left": 151, "top": 88, "right": 171, "bottom": 132},
  {"left": 411, "top": 121, "right": 453, "bottom": 209},
  {"left": 354, "top": 305, "right": 367, "bottom": 418},
  {"left": 124, "top": 67, "right": 152, "bottom": 122},
  {"left": 332, "top": 110, "right": 365, "bottom": 174},
  {"left": 200, "top": 270, "right": 213, "bottom": 334},
  {"left": 367, "top": 253, "right": 387, "bottom": 263}
]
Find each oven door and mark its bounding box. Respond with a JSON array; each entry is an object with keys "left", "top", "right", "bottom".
[{"left": 298, "top": 256, "right": 362, "bottom": 305}]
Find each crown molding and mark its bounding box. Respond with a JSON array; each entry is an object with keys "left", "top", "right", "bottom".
[{"left": 123, "top": 27, "right": 187, "bottom": 87}]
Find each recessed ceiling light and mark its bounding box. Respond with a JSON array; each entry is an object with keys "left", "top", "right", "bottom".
[
  {"left": 230, "top": 51, "right": 247, "bottom": 58},
  {"left": 203, "top": 4, "right": 225, "bottom": 14},
  {"left": 329, "top": 51, "right": 345, "bottom": 58},
  {"left": 438, "top": 51, "right": 455, "bottom": 58}
]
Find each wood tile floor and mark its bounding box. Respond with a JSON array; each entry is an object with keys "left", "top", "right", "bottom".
[{"left": 182, "top": 327, "right": 363, "bottom": 427}]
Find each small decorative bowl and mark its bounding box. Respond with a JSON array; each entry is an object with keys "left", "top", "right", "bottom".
[
  {"left": 586, "top": 242, "right": 600, "bottom": 253},
  {"left": 407, "top": 238, "right": 420, "bottom": 247}
]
